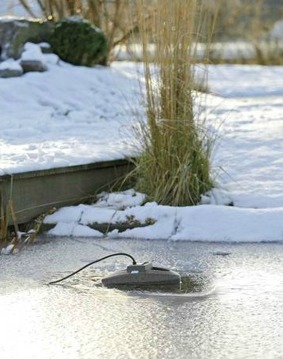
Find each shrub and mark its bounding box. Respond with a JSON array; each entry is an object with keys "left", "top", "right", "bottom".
[
  {"left": 50, "top": 16, "right": 108, "bottom": 66},
  {"left": 19, "top": 0, "right": 137, "bottom": 62}
]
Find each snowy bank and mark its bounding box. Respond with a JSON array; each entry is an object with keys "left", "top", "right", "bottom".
[
  {"left": 1, "top": 48, "right": 283, "bottom": 242},
  {"left": 44, "top": 190, "right": 283, "bottom": 242}
]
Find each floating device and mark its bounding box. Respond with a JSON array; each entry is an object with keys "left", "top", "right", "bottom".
[
  {"left": 48, "top": 253, "right": 182, "bottom": 291},
  {"left": 101, "top": 262, "right": 181, "bottom": 289}
]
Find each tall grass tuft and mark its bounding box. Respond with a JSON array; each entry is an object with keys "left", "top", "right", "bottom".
[
  {"left": 0, "top": 193, "right": 9, "bottom": 245},
  {"left": 134, "top": 0, "right": 215, "bottom": 206},
  {"left": 0, "top": 196, "right": 18, "bottom": 253}
]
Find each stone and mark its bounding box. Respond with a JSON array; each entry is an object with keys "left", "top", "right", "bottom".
[
  {"left": 0, "top": 59, "right": 23, "bottom": 78},
  {"left": 20, "top": 59, "right": 47, "bottom": 72},
  {"left": 19, "top": 42, "right": 47, "bottom": 72},
  {"left": 0, "top": 16, "right": 54, "bottom": 61}
]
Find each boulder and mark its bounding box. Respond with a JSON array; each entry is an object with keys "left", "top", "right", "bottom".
[
  {"left": 0, "top": 16, "right": 54, "bottom": 61},
  {"left": 19, "top": 42, "right": 47, "bottom": 72},
  {"left": 0, "top": 59, "right": 23, "bottom": 78}
]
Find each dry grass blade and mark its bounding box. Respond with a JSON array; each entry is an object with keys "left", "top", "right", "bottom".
[
  {"left": 0, "top": 197, "right": 18, "bottom": 253},
  {"left": 8, "top": 199, "right": 20, "bottom": 239},
  {"left": 0, "top": 194, "right": 8, "bottom": 245}
]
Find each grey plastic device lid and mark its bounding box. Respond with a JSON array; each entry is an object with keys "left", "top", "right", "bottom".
[{"left": 101, "top": 262, "right": 181, "bottom": 288}]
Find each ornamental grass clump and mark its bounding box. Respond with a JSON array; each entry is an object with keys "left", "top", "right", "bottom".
[{"left": 135, "top": 0, "right": 215, "bottom": 206}]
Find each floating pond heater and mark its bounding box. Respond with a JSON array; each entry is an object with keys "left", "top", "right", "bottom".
[
  {"left": 48, "top": 253, "right": 181, "bottom": 291},
  {"left": 101, "top": 262, "right": 181, "bottom": 289}
]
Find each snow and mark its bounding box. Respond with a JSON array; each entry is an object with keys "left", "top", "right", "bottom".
[
  {"left": 96, "top": 189, "right": 146, "bottom": 209},
  {"left": 270, "top": 20, "right": 283, "bottom": 40},
  {"left": 0, "top": 59, "right": 22, "bottom": 71},
  {"left": 1, "top": 44, "right": 283, "bottom": 242},
  {"left": 44, "top": 190, "right": 283, "bottom": 242},
  {"left": 0, "top": 51, "right": 142, "bottom": 175},
  {"left": 1, "top": 244, "right": 15, "bottom": 255},
  {"left": 21, "top": 42, "right": 46, "bottom": 62},
  {"left": 114, "top": 43, "right": 258, "bottom": 62}
]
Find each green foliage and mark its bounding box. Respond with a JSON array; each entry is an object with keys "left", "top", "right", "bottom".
[
  {"left": 19, "top": 0, "right": 134, "bottom": 62},
  {"left": 50, "top": 16, "right": 108, "bottom": 66}
]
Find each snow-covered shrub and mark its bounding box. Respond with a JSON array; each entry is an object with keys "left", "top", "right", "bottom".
[{"left": 50, "top": 16, "right": 108, "bottom": 66}]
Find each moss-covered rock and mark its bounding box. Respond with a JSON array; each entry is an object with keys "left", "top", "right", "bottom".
[
  {"left": 0, "top": 60, "right": 23, "bottom": 78},
  {"left": 0, "top": 17, "right": 54, "bottom": 60},
  {"left": 50, "top": 16, "right": 108, "bottom": 66},
  {"left": 20, "top": 43, "right": 48, "bottom": 73}
]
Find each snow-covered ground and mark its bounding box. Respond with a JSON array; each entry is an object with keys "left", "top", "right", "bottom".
[
  {"left": 1, "top": 48, "right": 283, "bottom": 243},
  {"left": 0, "top": 56, "right": 142, "bottom": 174}
]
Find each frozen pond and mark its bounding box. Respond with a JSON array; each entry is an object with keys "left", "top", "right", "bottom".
[{"left": 1, "top": 237, "right": 283, "bottom": 359}]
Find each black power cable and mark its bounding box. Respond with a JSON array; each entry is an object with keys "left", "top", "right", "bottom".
[{"left": 48, "top": 252, "right": 137, "bottom": 285}]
